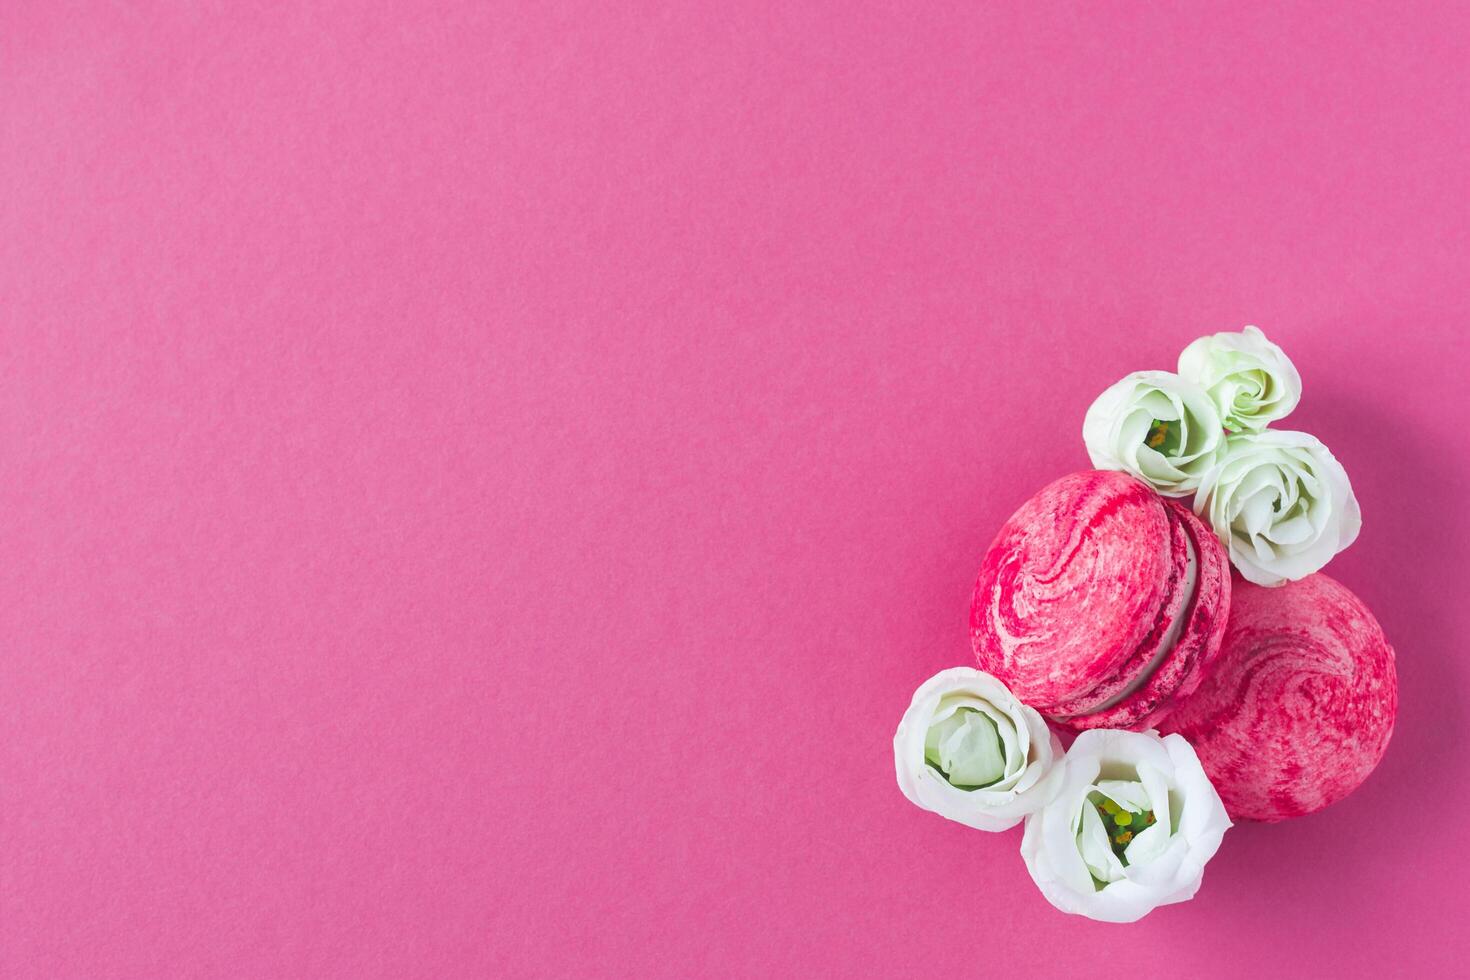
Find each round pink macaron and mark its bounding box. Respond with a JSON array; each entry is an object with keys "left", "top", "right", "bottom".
[
  {"left": 969, "top": 470, "right": 1230, "bottom": 731},
  {"left": 1159, "top": 573, "right": 1397, "bottom": 822}
]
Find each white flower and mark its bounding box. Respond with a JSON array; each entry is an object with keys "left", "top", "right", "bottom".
[
  {"left": 1195, "top": 430, "right": 1360, "bottom": 587},
  {"left": 894, "top": 667, "right": 1063, "bottom": 831},
  {"left": 1020, "top": 729, "right": 1231, "bottom": 923},
  {"left": 1178, "top": 325, "right": 1301, "bottom": 432},
  {"left": 1082, "top": 371, "right": 1225, "bottom": 496}
]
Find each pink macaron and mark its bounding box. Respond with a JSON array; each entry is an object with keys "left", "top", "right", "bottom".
[
  {"left": 1159, "top": 573, "right": 1397, "bottom": 822},
  {"left": 970, "top": 470, "right": 1231, "bottom": 731}
]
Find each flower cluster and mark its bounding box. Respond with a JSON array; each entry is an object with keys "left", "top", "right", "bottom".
[
  {"left": 892, "top": 327, "right": 1372, "bottom": 921},
  {"left": 895, "top": 669, "right": 1231, "bottom": 922},
  {"left": 1083, "top": 326, "right": 1359, "bottom": 586}
]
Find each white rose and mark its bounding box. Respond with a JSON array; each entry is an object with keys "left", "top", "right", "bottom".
[
  {"left": 1178, "top": 325, "right": 1301, "bottom": 432},
  {"left": 894, "top": 667, "right": 1063, "bottom": 831},
  {"left": 1082, "top": 371, "right": 1225, "bottom": 496},
  {"left": 1020, "top": 729, "right": 1231, "bottom": 923},
  {"left": 1195, "top": 430, "right": 1361, "bottom": 587}
]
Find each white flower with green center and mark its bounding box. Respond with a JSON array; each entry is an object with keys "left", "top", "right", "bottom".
[
  {"left": 1178, "top": 325, "right": 1301, "bottom": 432},
  {"left": 1195, "top": 429, "right": 1360, "bottom": 587},
  {"left": 1082, "top": 371, "right": 1225, "bottom": 496},
  {"left": 894, "top": 667, "right": 1063, "bottom": 831},
  {"left": 1020, "top": 729, "right": 1231, "bottom": 923}
]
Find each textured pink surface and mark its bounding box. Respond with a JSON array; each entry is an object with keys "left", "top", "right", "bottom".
[
  {"left": 3, "top": 3, "right": 1470, "bottom": 977},
  {"left": 971, "top": 471, "right": 1230, "bottom": 729},
  {"left": 1075, "top": 498, "right": 1233, "bottom": 731},
  {"left": 973, "top": 472, "right": 1168, "bottom": 706},
  {"left": 1161, "top": 574, "right": 1398, "bottom": 822}
]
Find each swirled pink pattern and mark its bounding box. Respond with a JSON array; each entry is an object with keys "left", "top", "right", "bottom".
[
  {"left": 969, "top": 470, "right": 1230, "bottom": 729},
  {"left": 1160, "top": 573, "right": 1397, "bottom": 822},
  {"left": 1064, "top": 500, "right": 1231, "bottom": 730}
]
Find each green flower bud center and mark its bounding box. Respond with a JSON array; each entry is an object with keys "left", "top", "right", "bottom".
[
  {"left": 924, "top": 707, "right": 1006, "bottom": 790},
  {"left": 1087, "top": 790, "right": 1156, "bottom": 862},
  {"left": 1145, "top": 419, "right": 1182, "bottom": 456}
]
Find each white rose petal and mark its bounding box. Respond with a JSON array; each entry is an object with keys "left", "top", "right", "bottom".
[
  {"left": 1020, "top": 729, "right": 1231, "bottom": 923},
  {"left": 894, "top": 667, "right": 1063, "bottom": 832},
  {"left": 1178, "top": 325, "right": 1302, "bottom": 432},
  {"left": 1195, "top": 429, "right": 1360, "bottom": 587},
  {"left": 1082, "top": 371, "right": 1225, "bottom": 496}
]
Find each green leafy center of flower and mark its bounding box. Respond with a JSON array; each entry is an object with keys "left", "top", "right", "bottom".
[
  {"left": 924, "top": 707, "right": 1006, "bottom": 790},
  {"left": 1088, "top": 790, "right": 1156, "bottom": 860},
  {"left": 1145, "top": 419, "right": 1182, "bottom": 456}
]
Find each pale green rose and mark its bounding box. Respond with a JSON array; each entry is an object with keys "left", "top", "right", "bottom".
[
  {"left": 1082, "top": 371, "right": 1225, "bottom": 496},
  {"left": 894, "top": 668, "right": 1063, "bottom": 832},
  {"left": 1178, "top": 325, "right": 1301, "bottom": 432},
  {"left": 1020, "top": 729, "right": 1231, "bottom": 923},
  {"left": 1195, "top": 429, "right": 1360, "bottom": 587}
]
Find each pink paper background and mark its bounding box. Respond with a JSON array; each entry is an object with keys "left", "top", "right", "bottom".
[{"left": 3, "top": 3, "right": 1468, "bottom": 977}]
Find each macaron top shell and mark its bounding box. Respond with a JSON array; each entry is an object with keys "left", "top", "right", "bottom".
[
  {"left": 1051, "top": 499, "right": 1231, "bottom": 731},
  {"left": 969, "top": 470, "right": 1230, "bottom": 729},
  {"left": 1159, "top": 573, "right": 1397, "bottom": 822},
  {"left": 970, "top": 470, "right": 1169, "bottom": 709}
]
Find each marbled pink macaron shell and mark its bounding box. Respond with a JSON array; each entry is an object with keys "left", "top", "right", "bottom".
[
  {"left": 969, "top": 470, "right": 1230, "bottom": 730},
  {"left": 1054, "top": 499, "right": 1231, "bottom": 731},
  {"left": 1160, "top": 573, "right": 1397, "bottom": 822}
]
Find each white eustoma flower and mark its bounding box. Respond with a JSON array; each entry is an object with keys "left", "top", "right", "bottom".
[
  {"left": 1195, "top": 430, "right": 1360, "bottom": 587},
  {"left": 1178, "top": 325, "right": 1301, "bottom": 432},
  {"left": 1020, "top": 729, "right": 1231, "bottom": 923},
  {"left": 894, "top": 667, "right": 1063, "bottom": 831},
  {"left": 1082, "top": 371, "right": 1225, "bottom": 496}
]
